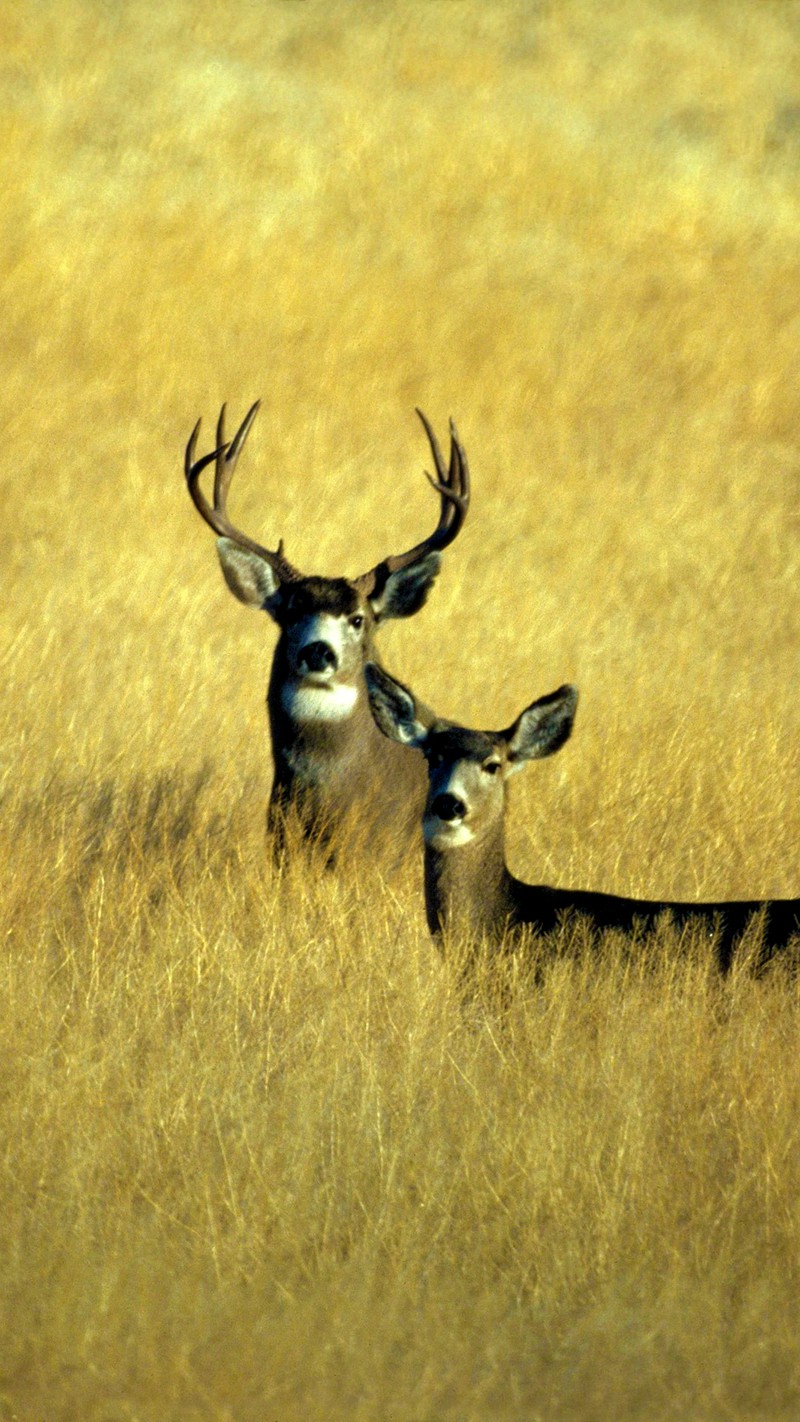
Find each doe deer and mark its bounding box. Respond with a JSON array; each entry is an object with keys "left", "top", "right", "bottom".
[
  {"left": 186, "top": 404, "right": 469, "bottom": 854},
  {"left": 365, "top": 663, "right": 800, "bottom": 970}
]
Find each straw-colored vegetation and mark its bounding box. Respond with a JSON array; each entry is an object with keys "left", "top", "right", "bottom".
[{"left": 2, "top": 2, "right": 799, "bottom": 1417}]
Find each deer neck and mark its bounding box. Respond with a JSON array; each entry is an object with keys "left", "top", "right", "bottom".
[
  {"left": 268, "top": 659, "right": 373, "bottom": 770},
  {"left": 424, "top": 819, "right": 516, "bottom": 942},
  {"left": 267, "top": 651, "right": 426, "bottom": 821}
]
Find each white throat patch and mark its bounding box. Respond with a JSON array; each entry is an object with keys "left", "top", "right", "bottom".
[
  {"left": 423, "top": 815, "right": 475, "bottom": 849},
  {"left": 281, "top": 681, "right": 359, "bottom": 723}
]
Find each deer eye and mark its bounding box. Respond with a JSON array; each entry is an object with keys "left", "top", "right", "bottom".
[
  {"left": 349, "top": 614, "right": 365, "bottom": 631},
  {"left": 483, "top": 759, "right": 501, "bottom": 776}
]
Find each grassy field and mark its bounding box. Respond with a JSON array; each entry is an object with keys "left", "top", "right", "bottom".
[{"left": 2, "top": 1, "right": 800, "bottom": 1416}]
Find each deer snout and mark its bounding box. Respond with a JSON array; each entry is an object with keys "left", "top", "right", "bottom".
[
  {"left": 298, "top": 641, "right": 338, "bottom": 675},
  {"left": 430, "top": 792, "right": 467, "bottom": 823}
]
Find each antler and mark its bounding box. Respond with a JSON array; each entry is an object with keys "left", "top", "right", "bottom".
[
  {"left": 356, "top": 409, "right": 471, "bottom": 594},
  {"left": 185, "top": 402, "right": 302, "bottom": 582}
]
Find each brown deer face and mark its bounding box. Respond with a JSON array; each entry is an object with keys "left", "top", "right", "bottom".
[
  {"left": 364, "top": 663, "right": 578, "bottom": 849},
  {"left": 216, "top": 551, "right": 442, "bottom": 722}
]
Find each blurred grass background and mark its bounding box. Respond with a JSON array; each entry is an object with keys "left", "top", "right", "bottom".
[{"left": 1, "top": 1, "right": 800, "bottom": 1417}]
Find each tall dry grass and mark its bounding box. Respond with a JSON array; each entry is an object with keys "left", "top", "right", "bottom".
[{"left": 1, "top": 1, "right": 800, "bottom": 1416}]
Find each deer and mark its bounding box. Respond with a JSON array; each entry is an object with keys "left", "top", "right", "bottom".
[
  {"left": 185, "top": 403, "right": 470, "bottom": 856},
  {"left": 364, "top": 663, "right": 800, "bottom": 971}
]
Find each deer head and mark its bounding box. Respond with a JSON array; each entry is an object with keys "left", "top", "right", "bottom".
[
  {"left": 364, "top": 662, "right": 577, "bottom": 849},
  {"left": 185, "top": 404, "right": 470, "bottom": 722}
]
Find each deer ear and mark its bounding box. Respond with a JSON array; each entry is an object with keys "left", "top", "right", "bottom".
[
  {"left": 216, "top": 538, "right": 282, "bottom": 619},
  {"left": 364, "top": 663, "right": 432, "bottom": 747},
  {"left": 505, "top": 685, "right": 578, "bottom": 772},
  {"left": 368, "top": 552, "right": 442, "bottom": 623}
]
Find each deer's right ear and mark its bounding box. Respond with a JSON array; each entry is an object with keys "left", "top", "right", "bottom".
[
  {"left": 216, "top": 538, "right": 283, "bottom": 619},
  {"left": 504, "top": 684, "right": 578, "bottom": 770},
  {"left": 364, "top": 663, "right": 431, "bottom": 747}
]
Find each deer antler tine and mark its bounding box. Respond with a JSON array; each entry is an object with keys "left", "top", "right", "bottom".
[
  {"left": 449, "top": 419, "right": 460, "bottom": 487},
  {"left": 185, "top": 418, "right": 201, "bottom": 479},
  {"left": 415, "top": 407, "right": 448, "bottom": 483},
  {"left": 449, "top": 420, "right": 470, "bottom": 509},
  {"left": 216, "top": 400, "right": 261, "bottom": 510},
  {"left": 214, "top": 404, "right": 228, "bottom": 508},
  {"left": 228, "top": 400, "right": 261, "bottom": 464}
]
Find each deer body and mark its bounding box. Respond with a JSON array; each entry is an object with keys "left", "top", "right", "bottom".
[
  {"left": 185, "top": 406, "right": 469, "bottom": 853},
  {"left": 365, "top": 665, "right": 800, "bottom": 970},
  {"left": 425, "top": 846, "right": 800, "bottom": 970}
]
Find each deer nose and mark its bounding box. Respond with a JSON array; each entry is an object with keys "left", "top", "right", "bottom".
[
  {"left": 299, "top": 641, "right": 337, "bottom": 674},
  {"left": 431, "top": 792, "right": 466, "bottom": 823}
]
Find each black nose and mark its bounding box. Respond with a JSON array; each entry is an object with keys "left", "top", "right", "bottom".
[
  {"left": 299, "top": 641, "right": 337, "bottom": 674},
  {"left": 431, "top": 792, "right": 466, "bottom": 822}
]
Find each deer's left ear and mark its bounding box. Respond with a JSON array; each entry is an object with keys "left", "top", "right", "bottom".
[
  {"left": 368, "top": 552, "right": 442, "bottom": 623},
  {"left": 505, "top": 685, "right": 578, "bottom": 772}
]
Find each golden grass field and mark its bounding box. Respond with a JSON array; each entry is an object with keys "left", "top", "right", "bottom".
[{"left": 2, "top": 1, "right": 800, "bottom": 1416}]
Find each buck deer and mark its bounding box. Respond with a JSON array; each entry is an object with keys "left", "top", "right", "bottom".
[
  {"left": 185, "top": 403, "right": 469, "bottom": 853},
  {"left": 365, "top": 664, "right": 800, "bottom": 970}
]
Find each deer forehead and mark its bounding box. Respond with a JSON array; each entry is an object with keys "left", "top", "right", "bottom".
[
  {"left": 426, "top": 727, "right": 503, "bottom": 767},
  {"left": 280, "top": 576, "right": 367, "bottom": 621}
]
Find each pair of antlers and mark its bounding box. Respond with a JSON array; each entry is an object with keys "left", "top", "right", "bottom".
[{"left": 185, "top": 403, "right": 470, "bottom": 595}]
